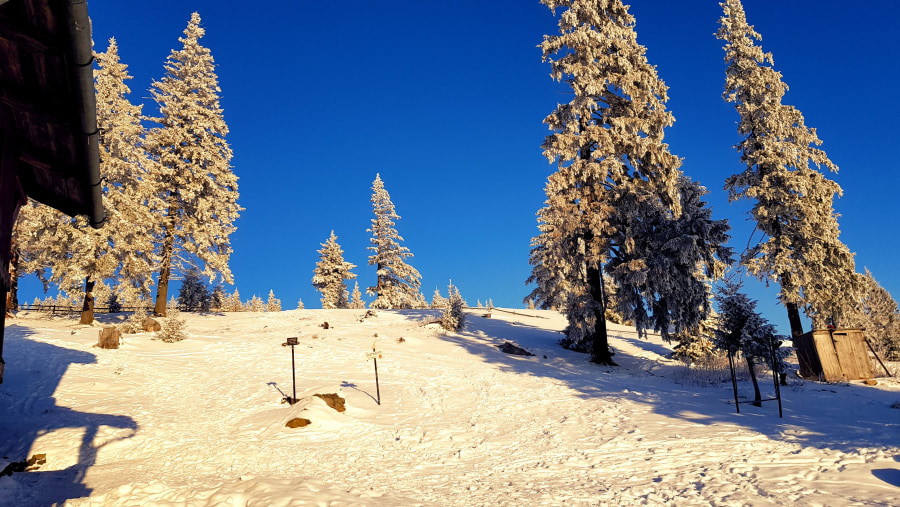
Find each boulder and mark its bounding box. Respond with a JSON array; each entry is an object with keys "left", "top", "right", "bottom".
[
  {"left": 498, "top": 341, "right": 534, "bottom": 356},
  {"left": 143, "top": 318, "right": 161, "bottom": 332},
  {"left": 314, "top": 393, "right": 346, "bottom": 412},
  {"left": 285, "top": 418, "right": 311, "bottom": 428}
]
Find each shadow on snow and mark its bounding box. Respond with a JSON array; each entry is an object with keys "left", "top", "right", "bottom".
[
  {"left": 436, "top": 310, "right": 900, "bottom": 460},
  {"left": 0, "top": 323, "right": 137, "bottom": 505}
]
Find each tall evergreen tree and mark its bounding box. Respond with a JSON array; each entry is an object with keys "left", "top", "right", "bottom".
[
  {"left": 367, "top": 174, "right": 423, "bottom": 309},
  {"left": 718, "top": 0, "right": 858, "bottom": 336},
  {"left": 608, "top": 177, "right": 732, "bottom": 340},
  {"left": 15, "top": 39, "right": 159, "bottom": 324},
  {"left": 146, "top": 13, "right": 242, "bottom": 316},
  {"left": 532, "top": 0, "right": 730, "bottom": 364},
  {"left": 312, "top": 231, "right": 357, "bottom": 309}
]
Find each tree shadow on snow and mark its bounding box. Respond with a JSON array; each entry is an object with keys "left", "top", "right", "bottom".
[
  {"left": 872, "top": 468, "right": 900, "bottom": 488},
  {"left": 0, "top": 324, "right": 137, "bottom": 506},
  {"left": 437, "top": 311, "right": 900, "bottom": 457}
]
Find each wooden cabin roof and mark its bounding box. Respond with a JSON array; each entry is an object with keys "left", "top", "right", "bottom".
[{"left": 0, "top": 0, "right": 104, "bottom": 226}]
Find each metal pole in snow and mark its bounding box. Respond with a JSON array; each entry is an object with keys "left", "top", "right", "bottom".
[
  {"left": 283, "top": 337, "right": 299, "bottom": 405},
  {"left": 373, "top": 347, "right": 381, "bottom": 406},
  {"left": 366, "top": 344, "right": 383, "bottom": 406},
  {"left": 771, "top": 335, "right": 783, "bottom": 418},
  {"left": 291, "top": 344, "right": 297, "bottom": 405}
]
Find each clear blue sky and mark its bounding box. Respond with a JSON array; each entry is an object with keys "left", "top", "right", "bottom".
[{"left": 21, "top": 0, "right": 900, "bottom": 336}]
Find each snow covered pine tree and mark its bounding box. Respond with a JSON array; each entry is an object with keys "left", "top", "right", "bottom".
[
  {"left": 844, "top": 269, "right": 900, "bottom": 361},
  {"left": 177, "top": 267, "right": 211, "bottom": 312},
  {"left": 530, "top": 0, "right": 731, "bottom": 364},
  {"left": 15, "top": 39, "right": 159, "bottom": 324},
  {"left": 714, "top": 279, "right": 788, "bottom": 406},
  {"left": 367, "top": 174, "right": 424, "bottom": 309},
  {"left": 349, "top": 282, "right": 366, "bottom": 309},
  {"left": 718, "top": 0, "right": 859, "bottom": 335},
  {"left": 312, "top": 231, "right": 357, "bottom": 309},
  {"left": 147, "top": 13, "right": 242, "bottom": 316},
  {"left": 266, "top": 290, "right": 282, "bottom": 312},
  {"left": 441, "top": 281, "right": 466, "bottom": 332}
]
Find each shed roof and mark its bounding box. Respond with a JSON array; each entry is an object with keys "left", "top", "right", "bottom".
[{"left": 0, "top": 0, "right": 104, "bottom": 227}]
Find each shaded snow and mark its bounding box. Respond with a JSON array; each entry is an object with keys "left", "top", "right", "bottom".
[{"left": 0, "top": 309, "right": 898, "bottom": 505}]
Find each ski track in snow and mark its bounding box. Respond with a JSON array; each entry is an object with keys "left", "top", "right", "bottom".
[{"left": 0, "top": 309, "right": 898, "bottom": 506}]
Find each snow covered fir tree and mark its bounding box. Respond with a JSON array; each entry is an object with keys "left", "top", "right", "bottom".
[
  {"left": 430, "top": 287, "right": 447, "bottom": 310},
  {"left": 14, "top": 38, "right": 159, "bottom": 325},
  {"left": 266, "top": 290, "right": 282, "bottom": 312},
  {"left": 349, "top": 282, "right": 366, "bottom": 309},
  {"left": 844, "top": 269, "right": 900, "bottom": 360},
  {"left": 367, "top": 174, "right": 424, "bottom": 309},
  {"left": 312, "top": 231, "right": 357, "bottom": 309},
  {"left": 714, "top": 278, "right": 788, "bottom": 406},
  {"left": 718, "top": 0, "right": 860, "bottom": 336},
  {"left": 440, "top": 281, "right": 466, "bottom": 332},
  {"left": 528, "top": 0, "right": 731, "bottom": 365},
  {"left": 146, "top": 13, "right": 242, "bottom": 316},
  {"left": 177, "top": 268, "right": 211, "bottom": 312}
]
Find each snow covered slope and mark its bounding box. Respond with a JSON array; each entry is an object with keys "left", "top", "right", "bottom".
[{"left": 1, "top": 309, "right": 898, "bottom": 505}]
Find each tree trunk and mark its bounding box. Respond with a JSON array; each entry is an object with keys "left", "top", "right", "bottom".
[
  {"left": 7, "top": 237, "right": 18, "bottom": 313},
  {"left": 0, "top": 277, "right": 6, "bottom": 384},
  {"left": 154, "top": 221, "right": 174, "bottom": 316},
  {"left": 79, "top": 277, "right": 95, "bottom": 325},
  {"left": 786, "top": 302, "right": 804, "bottom": 337},
  {"left": 746, "top": 356, "right": 762, "bottom": 407},
  {"left": 588, "top": 265, "right": 617, "bottom": 366}
]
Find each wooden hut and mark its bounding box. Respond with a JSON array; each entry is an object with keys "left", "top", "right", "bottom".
[{"left": 794, "top": 329, "right": 874, "bottom": 382}]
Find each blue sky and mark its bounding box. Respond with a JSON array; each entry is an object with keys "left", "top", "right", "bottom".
[{"left": 21, "top": 0, "right": 900, "bottom": 335}]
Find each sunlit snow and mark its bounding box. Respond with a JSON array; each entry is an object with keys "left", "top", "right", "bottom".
[{"left": 0, "top": 309, "right": 898, "bottom": 505}]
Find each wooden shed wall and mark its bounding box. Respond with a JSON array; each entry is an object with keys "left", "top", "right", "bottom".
[
  {"left": 831, "top": 330, "right": 873, "bottom": 380},
  {"left": 795, "top": 329, "right": 873, "bottom": 382}
]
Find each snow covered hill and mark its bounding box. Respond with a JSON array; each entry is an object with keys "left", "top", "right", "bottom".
[{"left": 1, "top": 309, "right": 898, "bottom": 506}]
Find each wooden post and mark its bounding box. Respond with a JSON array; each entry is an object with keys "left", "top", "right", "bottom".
[
  {"left": 0, "top": 135, "right": 27, "bottom": 384},
  {"left": 291, "top": 344, "right": 296, "bottom": 404},
  {"left": 727, "top": 345, "right": 740, "bottom": 414},
  {"left": 864, "top": 338, "right": 894, "bottom": 378},
  {"left": 283, "top": 337, "right": 299, "bottom": 404},
  {"left": 770, "top": 335, "right": 783, "bottom": 418},
  {"left": 374, "top": 355, "right": 381, "bottom": 405}
]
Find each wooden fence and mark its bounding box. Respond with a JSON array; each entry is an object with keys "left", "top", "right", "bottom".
[{"left": 18, "top": 304, "right": 154, "bottom": 315}]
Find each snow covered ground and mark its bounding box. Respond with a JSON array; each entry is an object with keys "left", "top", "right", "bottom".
[{"left": 1, "top": 308, "right": 898, "bottom": 506}]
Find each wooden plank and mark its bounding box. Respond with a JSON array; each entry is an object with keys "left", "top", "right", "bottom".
[
  {"left": 831, "top": 330, "right": 873, "bottom": 380},
  {"left": 851, "top": 330, "right": 876, "bottom": 378},
  {"left": 812, "top": 331, "right": 845, "bottom": 382},
  {"left": 794, "top": 332, "right": 822, "bottom": 379}
]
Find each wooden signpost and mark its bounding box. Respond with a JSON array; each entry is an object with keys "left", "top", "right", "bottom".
[
  {"left": 366, "top": 344, "right": 383, "bottom": 405},
  {"left": 282, "top": 337, "right": 299, "bottom": 405}
]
